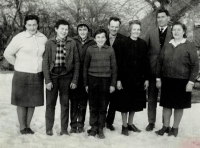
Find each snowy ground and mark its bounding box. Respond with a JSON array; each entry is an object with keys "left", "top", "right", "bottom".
[{"left": 0, "top": 73, "right": 200, "bottom": 148}]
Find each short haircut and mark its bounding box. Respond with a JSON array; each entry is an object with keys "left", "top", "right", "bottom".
[
  {"left": 94, "top": 28, "right": 108, "bottom": 39},
  {"left": 77, "top": 24, "right": 89, "bottom": 30},
  {"left": 172, "top": 21, "right": 187, "bottom": 38},
  {"left": 156, "top": 8, "right": 170, "bottom": 17},
  {"left": 128, "top": 20, "right": 142, "bottom": 32},
  {"left": 55, "top": 20, "right": 69, "bottom": 29},
  {"left": 109, "top": 17, "right": 121, "bottom": 25},
  {"left": 23, "top": 15, "right": 39, "bottom": 30}
]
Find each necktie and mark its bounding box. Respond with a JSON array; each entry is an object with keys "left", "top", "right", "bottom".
[{"left": 160, "top": 28, "right": 164, "bottom": 33}]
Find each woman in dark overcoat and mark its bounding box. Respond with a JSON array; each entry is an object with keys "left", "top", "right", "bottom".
[{"left": 115, "top": 20, "right": 150, "bottom": 136}]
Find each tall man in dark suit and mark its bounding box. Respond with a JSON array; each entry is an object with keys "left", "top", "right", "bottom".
[
  {"left": 105, "top": 17, "right": 126, "bottom": 131},
  {"left": 145, "top": 9, "right": 172, "bottom": 131}
]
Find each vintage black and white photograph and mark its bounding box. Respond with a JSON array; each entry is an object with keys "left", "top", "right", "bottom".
[{"left": 0, "top": 0, "right": 200, "bottom": 148}]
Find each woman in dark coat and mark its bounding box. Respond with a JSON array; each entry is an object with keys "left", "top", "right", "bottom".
[
  {"left": 115, "top": 20, "right": 150, "bottom": 136},
  {"left": 155, "top": 22, "right": 199, "bottom": 137}
]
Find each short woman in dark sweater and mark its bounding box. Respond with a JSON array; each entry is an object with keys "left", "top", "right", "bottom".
[
  {"left": 155, "top": 22, "right": 199, "bottom": 137},
  {"left": 83, "top": 29, "right": 117, "bottom": 139},
  {"left": 115, "top": 20, "right": 150, "bottom": 136}
]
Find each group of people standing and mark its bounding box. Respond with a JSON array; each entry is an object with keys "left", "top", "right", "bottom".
[{"left": 3, "top": 8, "right": 199, "bottom": 139}]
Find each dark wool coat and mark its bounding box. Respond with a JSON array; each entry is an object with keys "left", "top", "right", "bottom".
[{"left": 115, "top": 37, "right": 150, "bottom": 112}]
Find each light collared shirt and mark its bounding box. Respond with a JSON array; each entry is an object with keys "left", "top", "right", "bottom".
[
  {"left": 159, "top": 26, "right": 168, "bottom": 33},
  {"left": 109, "top": 34, "right": 117, "bottom": 47},
  {"left": 4, "top": 31, "right": 47, "bottom": 73},
  {"left": 169, "top": 38, "right": 186, "bottom": 47},
  {"left": 156, "top": 38, "right": 194, "bottom": 85}
]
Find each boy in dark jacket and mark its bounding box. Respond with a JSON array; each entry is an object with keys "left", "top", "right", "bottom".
[
  {"left": 83, "top": 29, "right": 117, "bottom": 139},
  {"left": 70, "top": 21, "right": 95, "bottom": 133},
  {"left": 43, "top": 20, "right": 80, "bottom": 136}
]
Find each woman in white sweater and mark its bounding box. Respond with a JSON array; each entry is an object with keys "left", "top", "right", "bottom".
[{"left": 4, "top": 15, "right": 47, "bottom": 135}]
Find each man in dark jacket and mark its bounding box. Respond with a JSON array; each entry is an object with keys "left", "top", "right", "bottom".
[
  {"left": 105, "top": 17, "right": 126, "bottom": 131},
  {"left": 70, "top": 21, "right": 95, "bottom": 133},
  {"left": 144, "top": 9, "right": 172, "bottom": 131}
]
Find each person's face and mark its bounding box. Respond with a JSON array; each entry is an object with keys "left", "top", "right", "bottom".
[
  {"left": 157, "top": 12, "right": 170, "bottom": 27},
  {"left": 55, "top": 24, "right": 69, "bottom": 39},
  {"left": 25, "top": 19, "right": 38, "bottom": 35},
  {"left": 108, "top": 20, "right": 120, "bottom": 36},
  {"left": 78, "top": 26, "right": 88, "bottom": 39},
  {"left": 130, "top": 24, "right": 141, "bottom": 39},
  {"left": 94, "top": 33, "right": 107, "bottom": 46},
  {"left": 172, "top": 25, "right": 185, "bottom": 39}
]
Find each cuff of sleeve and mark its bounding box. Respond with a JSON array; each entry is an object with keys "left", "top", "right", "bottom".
[
  {"left": 156, "top": 78, "right": 161, "bottom": 81},
  {"left": 188, "top": 81, "right": 194, "bottom": 85}
]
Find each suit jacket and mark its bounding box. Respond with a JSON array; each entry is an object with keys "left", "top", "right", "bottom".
[
  {"left": 106, "top": 33, "right": 126, "bottom": 79},
  {"left": 144, "top": 26, "right": 172, "bottom": 75}
]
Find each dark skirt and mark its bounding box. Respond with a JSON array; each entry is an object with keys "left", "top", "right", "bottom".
[
  {"left": 114, "top": 81, "right": 146, "bottom": 112},
  {"left": 160, "top": 77, "right": 191, "bottom": 109},
  {"left": 11, "top": 71, "right": 44, "bottom": 107}
]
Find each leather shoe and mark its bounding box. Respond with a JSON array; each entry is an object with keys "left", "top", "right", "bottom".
[
  {"left": 155, "top": 126, "right": 171, "bottom": 136},
  {"left": 26, "top": 128, "right": 34, "bottom": 134},
  {"left": 106, "top": 124, "right": 115, "bottom": 131},
  {"left": 97, "top": 128, "right": 105, "bottom": 139},
  {"left": 87, "top": 128, "right": 97, "bottom": 137},
  {"left": 20, "top": 128, "right": 27, "bottom": 135},
  {"left": 70, "top": 127, "right": 77, "bottom": 133},
  {"left": 146, "top": 123, "right": 155, "bottom": 131},
  {"left": 128, "top": 124, "right": 141, "bottom": 132},
  {"left": 168, "top": 127, "right": 178, "bottom": 137},
  {"left": 60, "top": 130, "right": 69, "bottom": 136},
  {"left": 78, "top": 127, "right": 85, "bottom": 133},
  {"left": 46, "top": 129, "right": 53, "bottom": 136},
  {"left": 121, "top": 125, "right": 129, "bottom": 136}
]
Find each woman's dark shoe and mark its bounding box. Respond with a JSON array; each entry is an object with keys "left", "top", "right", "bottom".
[
  {"left": 168, "top": 127, "right": 178, "bottom": 137},
  {"left": 121, "top": 125, "right": 129, "bottom": 136},
  {"left": 127, "top": 124, "right": 141, "bottom": 133},
  {"left": 146, "top": 123, "right": 155, "bottom": 131},
  {"left": 46, "top": 129, "right": 53, "bottom": 136},
  {"left": 20, "top": 128, "right": 27, "bottom": 135},
  {"left": 26, "top": 128, "right": 34, "bottom": 134},
  {"left": 155, "top": 126, "right": 171, "bottom": 136}
]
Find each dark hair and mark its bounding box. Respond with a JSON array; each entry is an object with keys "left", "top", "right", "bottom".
[
  {"left": 129, "top": 20, "right": 141, "bottom": 32},
  {"left": 172, "top": 21, "right": 187, "bottom": 38},
  {"left": 94, "top": 29, "right": 108, "bottom": 39},
  {"left": 55, "top": 20, "right": 69, "bottom": 29},
  {"left": 156, "top": 9, "right": 170, "bottom": 17},
  {"left": 77, "top": 24, "right": 89, "bottom": 30},
  {"left": 23, "top": 15, "right": 39, "bottom": 30},
  {"left": 109, "top": 17, "right": 121, "bottom": 25}
]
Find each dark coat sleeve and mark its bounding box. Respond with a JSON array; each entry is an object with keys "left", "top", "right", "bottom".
[
  {"left": 83, "top": 47, "right": 91, "bottom": 87},
  {"left": 188, "top": 43, "right": 199, "bottom": 82},
  {"left": 110, "top": 47, "right": 117, "bottom": 86},
  {"left": 42, "top": 41, "right": 52, "bottom": 84},
  {"left": 71, "top": 41, "right": 80, "bottom": 85}
]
